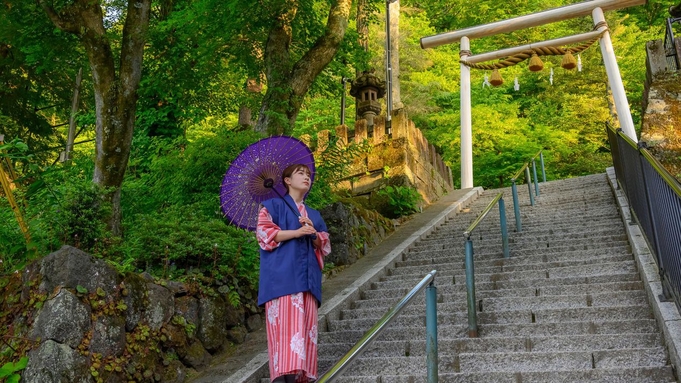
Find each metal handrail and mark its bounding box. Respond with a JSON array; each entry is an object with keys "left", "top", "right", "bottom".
[
  {"left": 461, "top": 192, "right": 510, "bottom": 338},
  {"left": 464, "top": 192, "right": 503, "bottom": 238},
  {"left": 317, "top": 270, "right": 438, "bottom": 383},
  {"left": 509, "top": 150, "right": 543, "bottom": 182},
  {"left": 510, "top": 162, "right": 530, "bottom": 181}
]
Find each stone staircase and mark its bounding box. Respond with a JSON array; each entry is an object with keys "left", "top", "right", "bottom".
[{"left": 311, "top": 174, "right": 678, "bottom": 382}]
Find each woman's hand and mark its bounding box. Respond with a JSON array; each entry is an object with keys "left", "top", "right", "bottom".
[
  {"left": 296, "top": 223, "right": 317, "bottom": 237},
  {"left": 298, "top": 216, "right": 315, "bottom": 229}
]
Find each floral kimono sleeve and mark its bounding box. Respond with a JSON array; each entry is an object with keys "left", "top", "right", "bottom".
[{"left": 256, "top": 206, "right": 281, "bottom": 251}]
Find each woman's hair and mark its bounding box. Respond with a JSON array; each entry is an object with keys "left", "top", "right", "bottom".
[{"left": 282, "top": 164, "right": 311, "bottom": 193}]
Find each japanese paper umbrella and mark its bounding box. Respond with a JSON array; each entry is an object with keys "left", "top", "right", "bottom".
[{"left": 220, "top": 136, "right": 316, "bottom": 231}]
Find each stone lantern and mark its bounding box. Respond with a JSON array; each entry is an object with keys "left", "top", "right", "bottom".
[{"left": 350, "top": 69, "right": 386, "bottom": 128}]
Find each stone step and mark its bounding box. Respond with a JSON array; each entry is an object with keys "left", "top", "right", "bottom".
[
  {"left": 394, "top": 254, "right": 634, "bottom": 274},
  {"left": 385, "top": 260, "right": 638, "bottom": 281},
  {"left": 437, "top": 214, "right": 622, "bottom": 231},
  {"left": 318, "top": 333, "right": 664, "bottom": 359},
  {"left": 457, "top": 347, "right": 669, "bottom": 372},
  {"left": 351, "top": 282, "right": 643, "bottom": 310},
  {"left": 322, "top": 366, "right": 676, "bottom": 383},
  {"left": 401, "top": 248, "right": 631, "bottom": 267},
  {"left": 410, "top": 236, "right": 629, "bottom": 254},
  {"left": 428, "top": 225, "right": 626, "bottom": 242},
  {"left": 320, "top": 319, "right": 659, "bottom": 344},
  {"left": 405, "top": 242, "right": 631, "bottom": 260},
  {"left": 328, "top": 305, "right": 653, "bottom": 331},
  {"left": 350, "top": 289, "right": 648, "bottom": 313},
  {"left": 316, "top": 347, "right": 668, "bottom": 376},
  {"left": 374, "top": 272, "right": 642, "bottom": 292}
]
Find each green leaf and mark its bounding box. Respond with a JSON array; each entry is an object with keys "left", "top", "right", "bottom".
[{"left": 76, "top": 285, "right": 88, "bottom": 294}]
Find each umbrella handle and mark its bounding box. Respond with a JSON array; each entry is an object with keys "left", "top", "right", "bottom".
[{"left": 265, "top": 178, "right": 317, "bottom": 240}]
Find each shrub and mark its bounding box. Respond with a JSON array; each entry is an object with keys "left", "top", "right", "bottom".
[
  {"left": 115, "top": 203, "right": 260, "bottom": 288},
  {"left": 374, "top": 185, "right": 422, "bottom": 218}
]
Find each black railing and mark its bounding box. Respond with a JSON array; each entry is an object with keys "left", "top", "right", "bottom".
[
  {"left": 664, "top": 17, "right": 681, "bottom": 70},
  {"left": 606, "top": 122, "right": 681, "bottom": 309}
]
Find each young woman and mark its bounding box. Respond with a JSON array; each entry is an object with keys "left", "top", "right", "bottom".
[{"left": 256, "top": 164, "right": 331, "bottom": 383}]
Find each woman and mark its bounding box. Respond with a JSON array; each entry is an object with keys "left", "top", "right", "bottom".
[{"left": 256, "top": 163, "right": 332, "bottom": 383}]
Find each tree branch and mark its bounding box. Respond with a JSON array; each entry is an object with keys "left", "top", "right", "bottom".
[{"left": 290, "top": 0, "right": 352, "bottom": 97}]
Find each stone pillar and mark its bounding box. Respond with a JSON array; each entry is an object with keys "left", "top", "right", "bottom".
[
  {"left": 355, "top": 120, "right": 368, "bottom": 143},
  {"left": 335, "top": 125, "right": 349, "bottom": 144}
]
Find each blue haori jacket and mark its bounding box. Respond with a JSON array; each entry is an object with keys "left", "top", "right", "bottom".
[{"left": 257, "top": 195, "right": 328, "bottom": 307}]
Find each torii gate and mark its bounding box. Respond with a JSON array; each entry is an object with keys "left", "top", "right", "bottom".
[{"left": 420, "top": 0, "right": 644, "bottom": 188}]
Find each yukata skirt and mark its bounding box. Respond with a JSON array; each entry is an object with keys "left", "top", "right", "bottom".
[{"left": 265, "top": 291, "right": 319, "bottom": 382}]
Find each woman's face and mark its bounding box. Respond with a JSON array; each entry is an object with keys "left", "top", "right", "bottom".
[{"left": 285, "top": 167, "right": 311, "bottom": 192}]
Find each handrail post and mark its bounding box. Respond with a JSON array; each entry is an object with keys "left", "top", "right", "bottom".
[
  {"left": 540, "top": 152, "right": 546, "bottom": 182},
  {"left": 426, "top": 282, "right": 438, "bottom": 383},
  {"left": 525, "top": 167, "right": 535, "bottom": 206},
  {"left": 499, "top": 197, "right": 510, "bottom": 258},
  {"left": 532, "top": 160, "right": 540, "bottom": 196},
  {"left": 511, "top": 179, "right": 522, "bottom": 232},
  {"left": 464, "top": 238, "right": 478, "bottom": 337}
]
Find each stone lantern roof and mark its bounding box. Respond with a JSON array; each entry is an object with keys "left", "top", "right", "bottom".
[{"left": 349, "top": 69, "right": 386, "bottom": 99}]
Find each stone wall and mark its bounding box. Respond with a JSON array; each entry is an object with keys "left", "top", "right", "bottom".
[
  {"left": 641, "top": 39, "right": 681, "bottom": 181},
  {"left": 12, "top": 246, "right": 251, "bottom": 383},
  {"left": 305, "top": 109, "right": 454, "bottom": 205}
]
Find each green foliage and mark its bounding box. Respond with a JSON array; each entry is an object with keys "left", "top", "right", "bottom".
[
  {"left": 375, "top": 185, "right": 422, "bottom": 218},
  {"left": 305, "top": 135, "right": 372, "bottom": 209},
  {"left": 114, "top": 203, "right": 259, "bottom": 284},
  {"left": 0, "top": 356, "right": 28, "bottom": 383}
]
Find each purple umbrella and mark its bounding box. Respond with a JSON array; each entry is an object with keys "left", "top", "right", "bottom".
[{"left": 220, "top": 136, "right": 316, "bottom": 231}]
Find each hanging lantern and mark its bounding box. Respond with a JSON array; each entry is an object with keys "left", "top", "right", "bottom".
[
  {"left": 528, "top": 53, "right": 544, "bottom": 72},
  {"left": 490, "top": 68, "right": 503, "bottom": 86},
  {"left": 561, "top": 50, "right": 577, "bottom": 70}
]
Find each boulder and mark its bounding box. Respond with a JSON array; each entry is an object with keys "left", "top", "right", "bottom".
[
  {"left": 223, "top": 301, "right": 245, "bottom": 328},
  {"left": 30, "top": 289, "right": 90, "bottom": 348},
  {"left": 227, "top": 326, "right": 249, "bottom": 344},
  {"left": 178, "top": 341, "right": 212, "bottom": 369},
  {"left": 174, "top": 295, "right": 199, "bottom": 326},
  {"left": 90, "top": 314, "right": 126, "bottom": 358},
  {"left": 39, "top": 245, "right": 119, "bottom": 296},
  {"left": 197, "top": 295, "right": 228, "bottom": 351},
  {"left": 158, "top": 360, "right": 187, "bottom": 383},
  {"left": 23, "top": 340, "right": 91, "bottom": 383},
  {"left": 245, "top": 313, "right": 263, "bottom": 332},
  {"left": 122, "top": 272, "right": 147, "bottom": 331},
  {"left": 144, "top": 283, "right": 174, "bottom": 331}
]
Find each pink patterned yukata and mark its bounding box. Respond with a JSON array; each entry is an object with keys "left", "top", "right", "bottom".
[{"left": 257, "top": 202, "right": 331, "bottom": 382}]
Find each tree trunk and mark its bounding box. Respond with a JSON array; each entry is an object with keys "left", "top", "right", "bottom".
[
  {"left": 41, "top": 0, "right": 151, "bottom": 235},
  {"left": 254, "top": 0, "right": 353, "bottom": 135}
]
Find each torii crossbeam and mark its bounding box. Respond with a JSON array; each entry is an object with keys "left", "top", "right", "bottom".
[{"left": 420, "top": 0, "right": 644, "bottom": 188}]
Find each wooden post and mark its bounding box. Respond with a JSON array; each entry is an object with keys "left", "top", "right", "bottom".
[
  {"left": 64, "top": 67, "right": 83, "bottom": 162},
  {"left": 0, "top": 138, "right": 31, "bottom": 244}
]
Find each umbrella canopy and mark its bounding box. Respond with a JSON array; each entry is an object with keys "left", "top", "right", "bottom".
[{"left": 220, "top": 136, "right": 316, "bottom": 231}]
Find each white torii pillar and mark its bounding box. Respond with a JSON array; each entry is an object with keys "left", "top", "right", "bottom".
[
  {"left": 593, "top": 7, "right": 637, "bottom": 141},
  {"left": 421, "top": 0, "right": 643, "bottom": 189},
  {"left": 460, "top": 37, "right": 473, "bottom": 189}
]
